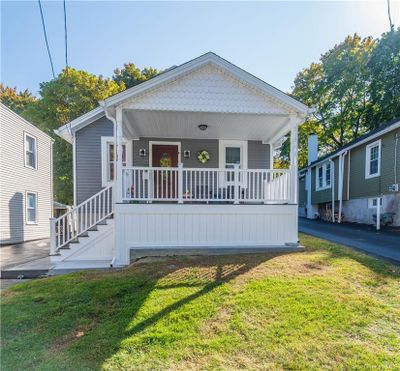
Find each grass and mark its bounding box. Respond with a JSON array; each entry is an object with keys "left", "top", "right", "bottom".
[{"left": 1, "top": 234, "right": 400, "bottom": 370}]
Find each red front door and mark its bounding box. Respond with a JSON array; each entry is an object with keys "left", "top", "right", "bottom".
[{"left": 152, "top": 144, "right": 179, "bottom": 198}]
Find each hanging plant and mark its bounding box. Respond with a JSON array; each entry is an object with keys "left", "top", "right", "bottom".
[{"left": 197, "top": 150, "right": 210, "bottom": 164}]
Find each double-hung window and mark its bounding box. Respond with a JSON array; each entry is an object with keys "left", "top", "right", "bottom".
[
  {"left": 24, "top": 133, "right": 37, "bottom": 169},
  {"left": 26, "top": 192, "right": 37, "bottom": 224},
  {"left": 316, "top": 162, "right": 332, "bottom": 191},
  {"left": 365, "top": 140, "right": 381, "bottom": 179}
]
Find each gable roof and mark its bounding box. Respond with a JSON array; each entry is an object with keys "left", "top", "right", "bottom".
[
  {"left": 0, "top": 102, "right": 54, "bottom": 142},
  {"left": 56, "top": 52, "right": 312, "bottom": 143},
  {"left": 300, "top": 117, "right": 400, "bottom": 172}
]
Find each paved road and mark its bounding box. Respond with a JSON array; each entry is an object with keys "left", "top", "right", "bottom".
[
  {"left": 0, "top": 239, "right": 50, "bottom": 270},
  {"left": 299, "top": 218, "right": 400, "bottom": 264}
]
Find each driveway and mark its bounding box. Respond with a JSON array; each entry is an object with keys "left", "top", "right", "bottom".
[
  {"left": 299, "top": 218, "right": 400, "bottom": 264},
  {"left": 0, "top": 239, "right": 50, "bottom": 271}
]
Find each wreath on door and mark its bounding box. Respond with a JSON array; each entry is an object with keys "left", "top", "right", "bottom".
[{"left": 197, "top": 150, "right": 210, "bottom": 164}]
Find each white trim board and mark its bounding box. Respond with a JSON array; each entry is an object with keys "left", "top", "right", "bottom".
[
  {"left": 101, "top": 136, "right": 133, "bottom": 187},
  {"left": 365, "top": 139, "right": 381, "bottom": 179},
  {"left": 149, "top": 141, "right": 182, "bottom": 166},
  {"left": 55, "top": 52, "right": 312, "bottom": 143}
]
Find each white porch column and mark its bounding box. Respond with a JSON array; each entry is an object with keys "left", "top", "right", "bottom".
[
  {"left": 289, "top": 116, "right": 299, "bottom": 204},
  {"left": 115, "top": 107, "right": 123, "bottom": 203}
]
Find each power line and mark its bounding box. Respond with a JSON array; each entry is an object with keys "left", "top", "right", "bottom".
[
  {"left": 37, "top": 0, "right": 55, "bottom": 79},
  {"left": 387, "top": 0, "right": 394, "bottom": 31},
  {"left": 63, "top": 0, "right": 68, "bottom": 69}
]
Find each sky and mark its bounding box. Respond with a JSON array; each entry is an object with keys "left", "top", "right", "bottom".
[{"left": 1, "top": 1, "right": 399, "bottom": 96}]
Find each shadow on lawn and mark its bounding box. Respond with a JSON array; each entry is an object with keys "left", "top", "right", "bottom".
[
  {"left": 301, "top": 235, "right": 400, "bottom": 278},
  {"left": 67, "top": 253, "right": 279, "bottom": 369}
]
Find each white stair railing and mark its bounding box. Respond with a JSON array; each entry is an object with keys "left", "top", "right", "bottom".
[{"left": 50, "top": 185, "right": 113, "bottom": 255}]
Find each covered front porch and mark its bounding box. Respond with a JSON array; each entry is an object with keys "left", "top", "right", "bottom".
[{"left": 110, "top": 109, "right": 301, "bottom": 206}]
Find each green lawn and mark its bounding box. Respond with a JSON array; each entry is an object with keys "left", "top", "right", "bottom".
[{"left": 1, "top": 234, "right": 400, "bottom": 370}]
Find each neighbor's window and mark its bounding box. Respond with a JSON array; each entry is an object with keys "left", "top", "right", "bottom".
[
  {"left": 24, "top": 133, "right": 37, "bottom": 169},
  {"left": 26, "top": 192, "right": 37, "bottom": 224},
  {"left": 316, "top": 162, "right": 332, "bottom": 191},
  {"left": 368, "top": 197, "right": 382, "bottom": 209},
  {"left": 365, "top": 140, "right": 381, "bottom": 179},
  {"left": 325, "top": 162, "right": 331, "bottom": 187}
]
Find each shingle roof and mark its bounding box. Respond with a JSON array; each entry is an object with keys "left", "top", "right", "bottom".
[{"left": 301, "top": 116, "right": 400, "bottom": 170}]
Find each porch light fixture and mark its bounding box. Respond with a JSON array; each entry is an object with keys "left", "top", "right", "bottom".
[
  {"left": 198, "top": 124, "right": 208, "bottom": 131},
  {"left": 183, "top": 150, "right": 191, "bottom": 158},
  {"left": 139, "top": 148, "right": 147, "bottom": 157}
]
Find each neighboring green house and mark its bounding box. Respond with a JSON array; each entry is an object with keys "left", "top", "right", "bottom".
[{"left": 299, "top": 118, "right": 400, "bottom": 226}]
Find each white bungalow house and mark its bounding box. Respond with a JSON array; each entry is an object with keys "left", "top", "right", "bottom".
[{"left": 53, "top": 52, "right": 311, "bottom": 268}]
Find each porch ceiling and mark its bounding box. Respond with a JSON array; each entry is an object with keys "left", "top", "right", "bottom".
[{"left": 122, "top": 109, "right": 290, "bottom": 143}]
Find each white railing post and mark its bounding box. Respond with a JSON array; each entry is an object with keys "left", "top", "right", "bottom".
[
  {"left": 178, "top": 163, "right": 183, "bottom": 204},
  {"left": 234, "top": 164, "right": 240, "bottom": 205},
  {"left": 289, "top": 116, "right": 299, "bottom": 204},
  {"left": 50, "top": 217, "right": 57, "bottom": 255},
  {"left": 376, "top": 196, "right": 381, "bottom": 230}
]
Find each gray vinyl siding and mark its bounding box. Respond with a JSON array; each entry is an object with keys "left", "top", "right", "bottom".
[
  {"left": 132, "top": 138, "right": 270, "bottom": 169},
  {"left": 0, "top": 103, "right": 53, "bottom": 244},
  {"left": 132, "top": 138, "right": 219, "bottom": 168},
  {"left": 75, "top": 116, "right": 113, "bottom": 204}
]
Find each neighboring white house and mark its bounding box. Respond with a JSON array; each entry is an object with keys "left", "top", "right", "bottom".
[
  {"left": 52, "top": 52, "right": 312, "bottom": 268},
  {"left": 0, "top": 103, "right": 54, "bottom": 244}
]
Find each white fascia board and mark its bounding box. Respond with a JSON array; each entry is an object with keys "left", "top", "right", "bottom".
[
  {"left": 0, "top": 103, "right": 55, "bottom": 142},
  {"left": 104, "top": 52, "right": 310, "bottom": 115},
  {"left": 55, "top": 52, "right": 311, "bottom": 142},
  {"left": 55, "top": 106, "right": 105, "bottom": 143}
]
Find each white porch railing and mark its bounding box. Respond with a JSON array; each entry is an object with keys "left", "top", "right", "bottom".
[
  {"left": 122, "top": 166, "right": 292, "bottom": 204},
  {"left": 50, "top": 185, "right": 113, "bottom": 255}
]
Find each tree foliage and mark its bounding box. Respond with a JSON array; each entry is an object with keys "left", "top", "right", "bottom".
[
  {"left": 113, "top": 63, "right": 159, "bottom": 89},
  {"left": 367, "top": 29, "right": 400, "bottom": 126},
  {"left": 24, "top": 68, "right": 125, "bottom": 204},
  {"left": 0, "top": 84, "right": 37, "bottom": 115},
  {"left": 285, "top": 30, "right": 400, "bottom": 169}
]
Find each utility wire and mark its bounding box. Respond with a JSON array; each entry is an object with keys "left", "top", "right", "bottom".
[
  {"left": 38, "top": 0, "right": 55, "bottom": 79},
  {"left": 63, "top": 0, "right": 68, "bottom": 69},
  {"left": 387, "top": 0, "right": 394, "bottom": 31}
]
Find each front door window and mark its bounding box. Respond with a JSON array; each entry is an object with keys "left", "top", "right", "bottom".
[{"left": 225, "top": 147, "right": 241, "bottom": 182}]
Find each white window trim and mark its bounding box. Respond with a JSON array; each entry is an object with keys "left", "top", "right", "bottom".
[
  {"left": 368, "top": 197, "right": 383, "bottom": 209},
  {"left": 315, "top": 162, "right": 332, "bottom": 191},
  {"left": 24, "top": 132, "right": 37, "bottom": 170},
  {"left": 218, "top": 140, "right": 248, "bottom": 170},
  {"left": 219, "top": 140, "right": 248, "bottom": 187},
  {"left": 25, "top": 191, "right": 38, "bottom": 225},
  {"left": 101, "top": 137, "right": 132, "bottom": 187},
  {"left": 365, "top": 140, "right": 381, "bottom": 179},
  {"left": 149, "top": 141, "right": 182, "bottom": 166}
]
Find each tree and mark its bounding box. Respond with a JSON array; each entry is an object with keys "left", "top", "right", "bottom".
[
  {"left": 0, "top": 84, "right": 36, "bottom": 115},
  {"left": 113, "top": 63, "right": 159, "bottom": 89},
  {"left": 290, "top": 34, "right": 376, "bottom": 168},
  {"left": 25, "top": 68, "right": 125, "bottom": 204},
  {"left": 367, "top": 28, "right": 400, "bottom": 127}
]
